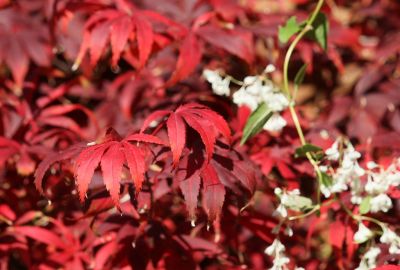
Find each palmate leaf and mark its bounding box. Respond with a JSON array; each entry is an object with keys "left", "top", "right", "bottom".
[
  {"left": 35, "top": 129, "right": 165, "bottom": 208},
  {"left": 72, "top": 1, "right": 178, "bottom": 69},
  {"left": 141, "top": 103, "right": 231, "bottom": 167}
]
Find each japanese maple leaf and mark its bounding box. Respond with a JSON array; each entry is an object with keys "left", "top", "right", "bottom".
[
  {"left": 35, "top": 128, "right": 165, "bottom": 207},
  {"left": 141, "top": 103, "right": 231, "bottom": 167},
  {"left": 0, "top": 8, "right": 51, "bottom": 91},
  {"left": 72, "top": 0, "right": 182, "bottom": 69}
]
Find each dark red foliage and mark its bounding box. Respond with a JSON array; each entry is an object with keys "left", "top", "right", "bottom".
[{"left": 0, "top": 0, "right": 400, "bottom": 269}]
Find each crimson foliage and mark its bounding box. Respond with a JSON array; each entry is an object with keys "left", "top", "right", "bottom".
[{"left": 0, "top": 0, "right": 400, "bottom": 269}]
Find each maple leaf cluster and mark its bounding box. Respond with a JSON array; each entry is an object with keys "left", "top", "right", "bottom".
[{"left": 0, "top": 0, "right": 400, "bottom": 269}]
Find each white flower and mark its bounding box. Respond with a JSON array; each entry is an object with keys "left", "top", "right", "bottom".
[
  {"left": 355, "top": 246, "right": 381, "bottom": 270},
  {"left": 270, "top": 255, "right": 290, "bottom": 270},
  {"left": 264, "top": 64, "right": 276, "bottom": 73},
  {"left": 325, "top": 140, "right": 340, "bottom": 161},
  {"left": 263, "top": 92, "right": 289, "bottom": 112},
  {"left": 265, "top": 239, "right": 285, "bottom": 256},
  {"left": 203, "top": 69, "right": 231, "bottom": 96},
  {"left": 273, "top": 204, "right": 287, "bottom": 218},
  {"left": 380, "top": 227, "right": 400, "bottom": 254},
  {"left": 370, "top": 194, "right": 392, "bottom": 213},
  {"left": 232, "top": 88, "right": 259, "bottom": 111},
  {"left": 203, "top": 69, "right": 220, "bottom": 83},
  {"left": 212, "top": 77, "right": 230, "bottom": 96},
  {"left": 263, "top": 113, "right": 287, "bottom": 132},
  {"left": 367, "top": 161, "right": 379, "bottom": 169},
  {"left": 354, "top": 223, "right": 373, "bottom": 243}
]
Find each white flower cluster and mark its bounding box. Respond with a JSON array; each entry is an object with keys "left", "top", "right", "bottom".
[
  {"left": 354, "top": 224, "right": 400, "bottom": 268},
  {"left": 202, "top": 69, "right": 231, "bottom": 96},
  {"left": 320, "top": 138, "right": 400, "bottom": 213},
  {"left": 202, "top": 66, "right": 289, "bottom": 132},
  {"left": 265, "top": 239, "right": 290, "bottom": 270},
  {"left": 273, "top": 188, "right": 300, "bottom": 218},
  {"left": 355, "top": 246, "right": 380, "bottom": 270}
]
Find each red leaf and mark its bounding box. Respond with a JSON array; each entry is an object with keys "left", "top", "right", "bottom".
[
  {"left": 374, "top": 266, "right": 400, "bottom": 270},
  {"left": 110, "top": 16, "right": 133, "bottom": 67},
  {"left": 167, "top": 113, "right": 186, "bottom": 166},
  {"left": 122, "top": 142, "right": 145, "bottom": 193},
  {"left": 89, "top": 20, "right": 111, "bottom": 66},
  {"left": 100, "top": 143, "right": 125, "bottom": 207},
  {"left": 75, "top": 144, "right": 108, "bottom": 201},
  {"left": 181, "top": 112, "right": 216, "bottom": 163},
  {"left": 12, "top": 226, "right": 66, "bottom": 249},
  {"left": 35, "top": 144, "right": 85, "bottom": 194},
  {"left": 134, "top": 13, "right": 153, "bottom": 68},
  {"left": 124, "top": 133, "right": 166, "bottom": 145},
  {"left": 201, "top": 164, "right": 225, "bottom": 222},
  {"left": 167, "top": 32, "right": 202, "bottom": 85},
  {"left": 196, "top": 25, "right": 254, "bottom": 64},
  {"left": 140, "top": 110, "right": 171, "bottom": 133},
  {"left": 179, "top": 173, "right": 201, "bottom": 222}
]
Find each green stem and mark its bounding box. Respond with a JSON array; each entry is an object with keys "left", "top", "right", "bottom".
[{"left": 282, "top": 0, "right": 325, "bottom": 204}]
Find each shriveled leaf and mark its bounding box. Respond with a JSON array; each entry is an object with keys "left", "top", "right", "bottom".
[
  {"left": 241, "top": 102, "right": 272, "bottom": 145},
  {"left": 278, "top": 16, "right": 300, "bottom": 44}
]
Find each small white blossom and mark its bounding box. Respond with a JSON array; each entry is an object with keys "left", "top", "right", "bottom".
[
  {"left": 270, "top": 256, "right": 290, "bottom": 270},
  {"left": 263, "top": 92, "right": 289, "bottom": 112},
  {"left": 380, "top": 227, "right": 400, "bottom": 254},
  {"left": 370, "top": 194, "right": 392, "bottom": 213},
  {"left": 265, "top": 239, "right": 290, "bottom": 270},
  {"left": 202, "top": 69, "right": 231, "bottom": 96},
  {"left": 265, "top": 239, "right": 285, "bottom": 256},
  {"left": 325, "top": 140, "right": 340, "bottom": 161},
  {"left": 263, "top": 113, "right": 287, "bottom": 132},
  {"left": 264, "top": 64, "right": 276, "bottom": 73},
  {"left": 273, "top": 204, "right": 288, "bottom": 218},
  {"left": 233, "top": 88, "right": 259, "bottom": 111},
  {"left": 355, "top": 246, "right": 381, "bottom": 270},
  {"left": 354, "top": 223, "right": 373, "bottom": 243}
]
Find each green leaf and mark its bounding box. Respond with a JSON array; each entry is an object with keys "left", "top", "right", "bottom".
[
  {"left": 295, "top": 143, "right": 322, "bottom": 158},
  {"left": 278, "top": 16, "right": 300, "bottom": 44},
  {"left": 240, "top": 103, "right": 273, "bottom": 145},
  {"left": 285, "top": 195, "right": 313, "bottom": 211},
  {"left": 294, "top": 64, "right": 308, "bottom": 87},
  {"left": 320, "top": 172, "right": 332, "bottom": 187},
  {"left": 311, "top": 12, "right": 329, "bottom": 50},
  {"left": 359, "top": 196, "right": 371, "bottom": 215}
]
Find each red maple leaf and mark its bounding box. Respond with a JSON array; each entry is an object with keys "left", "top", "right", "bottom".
[
  {"left": 72, "top": 0, "right": 183, "bottom": 69},
  {"left": 141, "top": 103, "right": 231, "bottom": 167},
  {"left": 35, "top": 128, "right": 165, "bottom": 207}
]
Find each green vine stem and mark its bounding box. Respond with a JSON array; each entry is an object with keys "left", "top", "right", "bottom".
[{"left": 282, "top": 0, "right": 325, "bottom": 204}]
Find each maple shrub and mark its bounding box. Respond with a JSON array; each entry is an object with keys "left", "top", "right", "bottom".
[{"left": 1, "top": 0, "right": 400, "bottom": 269}]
